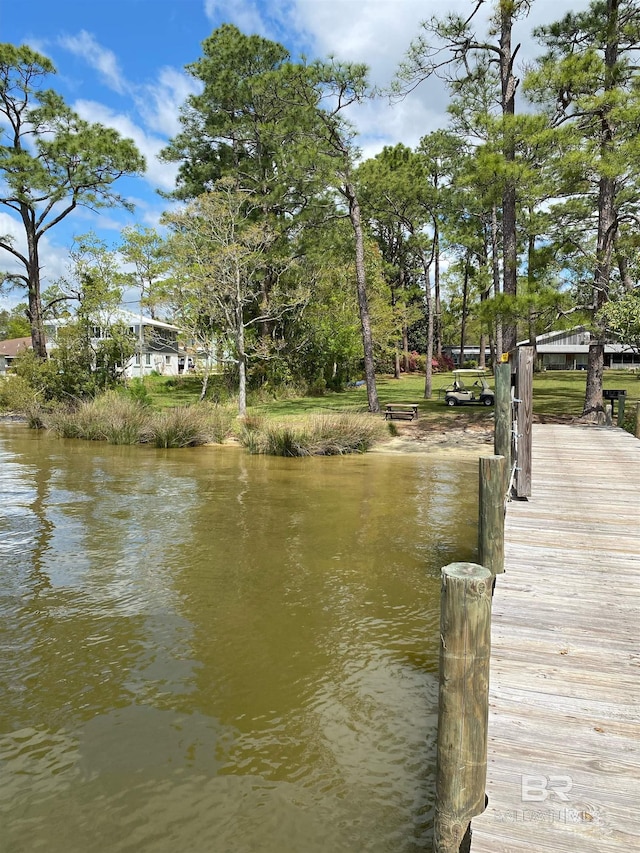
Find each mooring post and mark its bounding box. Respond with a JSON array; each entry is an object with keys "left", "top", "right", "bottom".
[
  {"left": 617, "top": 395, "right": 626, "bottom": 428},
  {"left": 605, "top": 403, "right": 613, "bottom": 427},
  {"left": 494, "top": 363, "right": 511, "bottom": 497},
  {"left": 433, "top": 562, "right": 492, "bottom": 853},
  {"left": 515, "top": 347, "right": 533, "bottom": 498},
  {"left": 479, "top": 455, "right": 506, "bottom": 577}
]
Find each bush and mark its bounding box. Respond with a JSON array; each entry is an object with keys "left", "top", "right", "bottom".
[
  {"left": 239, "top": 412, "right": 385, "bottom": 456},
  {"left": 0, "top": 375, "right": 39, "bottom": 412},
  {"left": 433, "top": 353, "right": 455, "bottom": 372},
  {"left": 307, "top": 376, "right": 327, "bottom": 396},
  {"left": 123, "top": 378, "right": 153, "bottom": 407}
]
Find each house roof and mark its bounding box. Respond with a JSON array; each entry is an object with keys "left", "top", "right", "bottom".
[
  {"left": 519, "top": 327, "right": 637, "bottom": 354},
  {"left": 0, "top": 337, "right": 32, "bottom": 358},
  {"left": 44, "top": 309, "right": 180, "bottom": 332}
]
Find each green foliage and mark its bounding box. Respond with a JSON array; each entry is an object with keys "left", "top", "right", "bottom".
[
  {"left": 122, "top": 378, "right": 153, "bottom": 407},
  {"left": 0, "top": 375, "right": 39, "bottom": 412},
  {"left": 0, "top": 44, "right": 145, "bottom": 355},
  {"left": 239, "top": 413, "right": 385, "bottom": 456},
  {"left": 307, "top": 376, "right": 327, "bottom": 397},
  {"left": 0, "top": 304, "right": 30, "bottom": 339},
  {"left": 597, "top": 294, "right": 640, "bottom": 347},
  {"left": 12, "top": 316, "right": 134, "bottom": 403}
]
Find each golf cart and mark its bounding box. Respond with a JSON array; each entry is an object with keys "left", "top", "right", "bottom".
[{"left": 443, "top": 369, "right": 495, "bottom": 407}]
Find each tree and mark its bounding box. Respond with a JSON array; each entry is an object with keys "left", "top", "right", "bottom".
[
  {"left": 162, "top": 181, "right": 305, "bottom": 414},
  {"left": 50, "top": 232, "right": 136, "bottom": 389},
  {"left": 164, "top": 28, "right": 385, "bottom": 409},
  {"left": 598, "top": 292, "right": 640, "bottom": 347},
  {"left": 0, "top": 302, "right": 30, "bottom": 338},
  {"left": 0, "top": 44, "right": 144, "bottom": 359},
  {"left": 119, "top": 226, "right": 170, "bottom": 320},
  {"left": 526, "top": 0, "right": 640, "bottom": 417},
  {"left": 398, "top": 0, "right": 532, "bottom": 353},
  {"left": 284, "top": 58, "right": 382, "bottom": 412}
]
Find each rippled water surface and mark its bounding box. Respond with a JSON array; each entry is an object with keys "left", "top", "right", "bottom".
[{"left": 0, "top": 425, "right": 479, "bottom": 853}]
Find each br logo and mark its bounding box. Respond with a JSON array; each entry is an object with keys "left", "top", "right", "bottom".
[{"left": 521, "top": 775, "right": 573, "bottom": 802}]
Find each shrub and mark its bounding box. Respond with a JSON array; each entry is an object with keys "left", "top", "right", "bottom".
[
  {"left": 123, "top": 378, "right": 152, "bottom": 407},
  {"left": 0, "top": 375, "right": 39, "bottom": 412},
  {"left": 307, "top": 376, "right": 327, "bottom": 397},
  {"left": 239, "top": 412, "right": 385, "bottom": 456},
  {"left": 433, "top": 353, "right": 455, "bottom": 372}
]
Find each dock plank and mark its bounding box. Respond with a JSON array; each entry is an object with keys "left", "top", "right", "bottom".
[{"left": 470, "top": 424, "right": 640, "bottom": 853}]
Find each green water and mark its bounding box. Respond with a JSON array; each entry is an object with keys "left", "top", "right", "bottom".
[{"left": 0, "top": 425, "right": 479, "bottom": 853}]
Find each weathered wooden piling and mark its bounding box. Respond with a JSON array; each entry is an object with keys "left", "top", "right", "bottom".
[
  {"left": 617, "top": 394, "right": 626, "bottom": 428},
  {"left": 493, "top": 363, "right": 511, "bottom": 497},
  {"left": 636, "top": 402, "right": 640, "bottom": 439},
  {"left": 433, "top": 563, "right": 492, "bottom": 853},
  {"left": 605, "top": 403, "right": 613, "bottom": 426},
  {"left": 478, "top": 456, "right": 506, "bottom": 577},
  {"left": 514, "top": 347, "right": 533, "bottom": 498}
]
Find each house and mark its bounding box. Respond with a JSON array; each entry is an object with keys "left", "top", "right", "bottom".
[
  {"left": 523, "top": 327, "right": 640, "bottom": 371},
  {"left": 0, "top": 337, "right": 32, "bottom": 374},
  {"left": 44, "top": 310, "right": 186, "bottom": 378}
]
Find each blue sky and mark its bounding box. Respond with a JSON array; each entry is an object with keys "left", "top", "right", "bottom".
[{"left": 1, "top": 0, "right": 589, "bottom": 312}]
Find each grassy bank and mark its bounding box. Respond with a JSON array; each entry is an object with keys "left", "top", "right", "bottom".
[
  {"left": 131, "top": 369, "right": 639, "bottom": 421},
  {"left": 3, "top": 369, "right": 639, "bottom": 449}
]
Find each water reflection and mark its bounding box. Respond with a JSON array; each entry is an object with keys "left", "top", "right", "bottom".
[{"left": 0, "top": 425, "right": 479, "bottom": 852}]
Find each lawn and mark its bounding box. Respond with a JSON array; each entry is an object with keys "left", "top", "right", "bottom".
[{"left": 140, "top": 368, "right": 640, "bottom": 428}]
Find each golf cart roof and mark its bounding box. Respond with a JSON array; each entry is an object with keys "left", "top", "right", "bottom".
[{"left": 453, "top": 368, "right": 490, "bottom": 374}]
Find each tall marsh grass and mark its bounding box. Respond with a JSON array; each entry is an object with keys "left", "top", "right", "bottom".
[
  {"left": 47, "top": 393, "right": 151, "bottom": 444},
  {"left": 239, "top": 412, "right": 385, "bottom": 456},
  {"left": 46, "top": 394, "right": 235, "bottom": 448}
]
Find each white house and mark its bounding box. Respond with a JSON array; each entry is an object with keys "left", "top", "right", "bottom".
[
  {"left": 524, "top": 327, "right": 640, "bottom": 371},
  {"left": 44, "top": 310, "right": 186, "bottom": 378}
]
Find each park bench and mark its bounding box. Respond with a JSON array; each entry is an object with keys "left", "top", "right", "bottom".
[{"left": 384, "top": 404, "right": 419, "bottom": 421}]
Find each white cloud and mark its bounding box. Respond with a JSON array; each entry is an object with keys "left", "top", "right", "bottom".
[
  {"left": 287, "top": 0, "right": 593, "bottom": 157},
  {"left": 136, "top": 67, "right": 201, "bottom": 138},
  {"left": 204, "top": 0, "right": 269, "bottom": 36},
  {"left": 58, "top": 30, "right": 128, "bottom": 94},
  {"left": 72, "top": 99, "right": 180, "bottom": 193}
]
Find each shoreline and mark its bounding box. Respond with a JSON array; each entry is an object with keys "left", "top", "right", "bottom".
[
  {"left": 0, "top": 410, "right": 578, "bottom": 455},
  {"left": 373, "top": 417, "right": 494, "bottom": 454}
]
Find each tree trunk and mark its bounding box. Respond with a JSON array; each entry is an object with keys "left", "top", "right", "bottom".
[
  {"left": 236, "top": 302, "right": 247, "bottom": 417},
  {"left": 491, "top": 204, "right": 503, "bottom": 359},
  {"left": 527, "top": 232, "right": 538, "bottom": 367},
  {"left": 582, "top": 0, "right": 619, "bottom": 417},
  {"left": 499, "top": 3, "right": 518, "bottom": 354},
  {"left": 418, "top": 248, "right": 434, "bottom": 399},
  {"left": 434, "top": 219, "right": 442, "bottom": 358},
  {"left": 402, "top": 325, "right": 409, "bottom": 374},
  {"left": 22, "top": 206, "right": 47, "bottom": 359},
  {"left": 345, "top": 181, "right": 380, "bottom": 413},
  {"left": 584, "top": 340, "right": 605, "bottom": 421},
  {"left": 459, "top": 254, "right": 470, "bottom": 369}
]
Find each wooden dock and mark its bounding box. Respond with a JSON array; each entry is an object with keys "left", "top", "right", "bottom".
[{"left": 470, "top": 423, "right": 640, "bottom": 853}]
